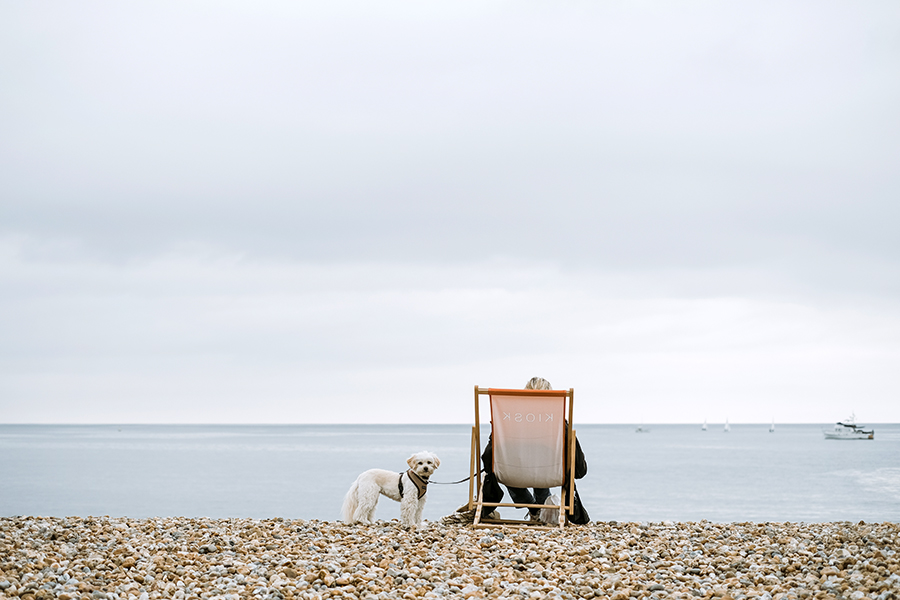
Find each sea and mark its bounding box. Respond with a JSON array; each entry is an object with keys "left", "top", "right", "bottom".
[{"left": 1, "top": 424, "right": 898, "bottom": 523}]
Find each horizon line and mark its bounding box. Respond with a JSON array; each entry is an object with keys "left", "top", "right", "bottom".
[{"left": 1, "top": 421, "right": 895, "bottom": 426}]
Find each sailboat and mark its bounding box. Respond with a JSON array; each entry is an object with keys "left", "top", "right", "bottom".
[
  {"left": 769, "top": 419, "right": 775, "bottom": 433},
  {"left": 724, "top": 419, "right": 730, "bottom": 433},
  {"left": 701, "top": 419, "right": 707, "bottom": 431}
]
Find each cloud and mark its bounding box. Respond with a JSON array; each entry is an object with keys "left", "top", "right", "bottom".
[
  {"left": 1, "top": 1, "right": 899, "bottom": 422},
  {"left": 1, "top": 240, "right": 898, "bottom": 423}
]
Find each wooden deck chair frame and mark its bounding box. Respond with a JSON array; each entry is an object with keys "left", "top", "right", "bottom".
[{"left": 468, "top": 386, "right": 576, "bottom": 530}]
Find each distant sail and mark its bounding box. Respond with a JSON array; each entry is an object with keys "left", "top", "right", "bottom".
[
  {"left": 701, "top": 419, "right": 707, "bottom": 431},
  {"left": 724, "top": 419, "right": 730, "bottom": 433},
  {"left": 769, "top": 419, "right": 775, "bottom": 433}
]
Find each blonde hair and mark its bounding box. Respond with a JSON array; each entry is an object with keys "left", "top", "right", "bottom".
[{"left": 524, "top": 377, "right": 552, "bottom": 390}]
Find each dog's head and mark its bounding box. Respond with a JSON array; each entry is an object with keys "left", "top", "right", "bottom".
[{"left": 407, "top": 451, "right": 440, "bottom": 479}]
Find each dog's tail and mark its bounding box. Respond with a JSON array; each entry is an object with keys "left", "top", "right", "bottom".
[{"left": 340, "top": 478, "right": 359, "bottom": 524}]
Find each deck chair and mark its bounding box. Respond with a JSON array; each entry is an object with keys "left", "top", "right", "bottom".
[{"left": 468, "top": 386, "right": 576, "bottom": 529}]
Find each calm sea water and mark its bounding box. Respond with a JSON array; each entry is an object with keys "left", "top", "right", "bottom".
[{"left": 1, "top": 424, "right": 898, "bottom": 523}]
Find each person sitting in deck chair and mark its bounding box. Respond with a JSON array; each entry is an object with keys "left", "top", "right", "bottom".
[{"left": 480, "top": 377, "right": 590, "bottom": 524}]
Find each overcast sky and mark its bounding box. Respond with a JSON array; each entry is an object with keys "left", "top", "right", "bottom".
[{"left": 2, "top": 0, "right": 899, "bottom": 424}]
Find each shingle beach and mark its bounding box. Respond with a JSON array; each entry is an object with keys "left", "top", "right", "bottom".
[{"left": 1, "top": 516, "right": 897, "bottom": 600}]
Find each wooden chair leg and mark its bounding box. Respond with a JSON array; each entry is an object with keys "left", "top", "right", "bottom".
[
  {"left": 473, "top": 475, "right": 485, "bottom": 527},
  {"left": 468, "top": 426, "right": 477, "bottom": 511},
  {"left": 558, "top": 488, "right": 566, "bottom": 529}
]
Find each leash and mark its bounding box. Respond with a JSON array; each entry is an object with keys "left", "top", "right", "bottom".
[{"left": 428, "top": 469, "right": 483, "bottom": 485}]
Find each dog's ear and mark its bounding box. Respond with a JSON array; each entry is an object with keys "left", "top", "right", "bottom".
[
  {"left": 407, "top": 454, "right": 417, "bottom": 469},
  {"left": 432, "top": 454, "right": 440, "bottom": 468}
]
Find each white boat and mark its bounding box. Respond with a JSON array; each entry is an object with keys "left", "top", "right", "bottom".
[
  {"left": 701, "top": 419, "right": 707, "bottom": 431},
  {"left": 769, "top": 419, "right": 775, "bottom": 433},
  {"left": 724, "top": 419, "right": 730, "bottom": 433},
  {"left": 823, "top": 414, "right": 874, "bottom": 440}
]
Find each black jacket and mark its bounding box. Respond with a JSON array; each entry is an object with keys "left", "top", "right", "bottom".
[{"left": 480, "top": 428, "right": 587, "bottom": 481}]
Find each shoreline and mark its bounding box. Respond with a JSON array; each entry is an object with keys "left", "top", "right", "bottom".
[{"left": 1, "top": 517, "right": 897, "bottom": 600}]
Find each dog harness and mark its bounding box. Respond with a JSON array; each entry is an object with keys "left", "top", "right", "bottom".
[{"left": 398, "top": 469, "right": 429, "bottom": 499}]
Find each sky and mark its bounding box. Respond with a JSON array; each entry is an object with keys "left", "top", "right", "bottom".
[{"left": 1, "top": 0, "right": 899, "bottom": 424}]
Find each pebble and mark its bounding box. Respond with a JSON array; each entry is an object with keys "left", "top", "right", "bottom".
[{"left": 0, "top": 516, "right": 897, "bottom": 600}]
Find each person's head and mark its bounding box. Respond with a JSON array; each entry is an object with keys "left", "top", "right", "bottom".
[{"left": 524, "top": 377, "right": 552, "bottom": 390}]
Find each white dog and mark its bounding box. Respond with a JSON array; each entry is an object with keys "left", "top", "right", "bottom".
[{"left": 341, "top": 451, "right": 440, "bottom": 528}]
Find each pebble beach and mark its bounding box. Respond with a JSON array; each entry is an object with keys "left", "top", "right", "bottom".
[{"left": 1, "top": 515, "right": 897, "bottom": 600}]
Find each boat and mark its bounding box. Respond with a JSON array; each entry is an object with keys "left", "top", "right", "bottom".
[
  {"left": 701, "top": 419, "right": 707, "bottom": 431},
  {"left": 635, "top": 425, "right": 650, "bottom": 433},
  {"left": 769, "top": 419, "right": 775, "bottom": 433},
  {"left": 724, "top": 419, "right": 730, "bottom": 433},
  {"left": 823, "top": 414, "right": 874, "bottom": 440}
]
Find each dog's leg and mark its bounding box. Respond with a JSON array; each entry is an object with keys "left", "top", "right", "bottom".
[
  {"left": 413, "top": 496, "right": 426, "bottom": 527},
  {"left": 399, "top": 487, "right": 417, "bottom": 528},
  {"left": 355, "top": 480, "right": 381, "bottom": 525}
]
